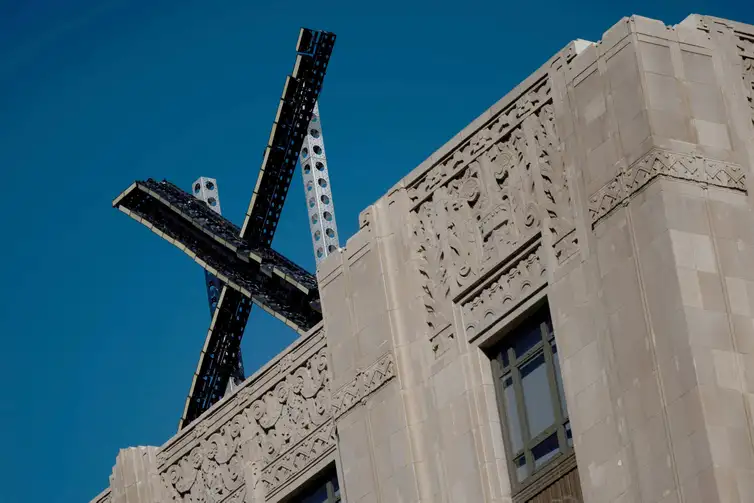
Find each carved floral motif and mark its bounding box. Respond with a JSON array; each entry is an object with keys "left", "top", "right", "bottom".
[
  {"left": 156, "top": 341, "right": 396, "bottom": 502},
  {"left": 408, "top": 78, "right": 551, "bottom": 206},
  {"left": 160, "top": 347, "right": 333, "bottom": 503},
  {"left": 258, "top": 421, "right": 337, "bottom": 497},
  {"left": 461, "top": 244, "right": 546, "bottom": 341},
  {"left": 740, "top": 44, "right": 754, "bottom": 131},
  {"left": 589, "top": 149, "right": 747, "bottom": 225},
  {"left": 246, "top": 349, "right": 330, "bottom": 466},
  {"left": 527, "top": 103, "right": 578, "bottom": 264},
  {"left": 410, "top": 79, "right": 571, "bottom": 338},
  {"left": 161, "top": 422, "right": 245, "bottom": 503}
]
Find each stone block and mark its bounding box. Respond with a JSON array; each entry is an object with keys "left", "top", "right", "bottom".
[
  {"left": 694, "top": 119, "right": 732, "bottom": 150},
  {"left": 645, "top": 73, "right": 685, "bottom": 115},
  {"left": 640, "top": 40, "right": 675, "bottom": 76},
  {"left": 686, "top": 82, "right": 726, "bottom": 123},
  {"left": 648, "top": 109, "right": 693, "bottom": 142}
]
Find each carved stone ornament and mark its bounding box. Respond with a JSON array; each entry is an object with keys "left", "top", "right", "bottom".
[
  {"left": 160, "top": 347, "right": 333, "bottom": 502},
  {"left": 410, "top": 77, "right": 574, "bottom": 338},
  {"left": 407, "top": 78, "right": 551, "bottom": 206},
  {"left": 589, "top": 149, "right": 747, "bottom": 226},
  {"left": 331, "top": 352, "right": 396, "bottom": 419},
  {"left": 462, "top": 243, "right": 546, "bottom": 342},
  {"left": 527, "top": 103, "right": 578, "bottom": 264},
  {"left": 739, "top": 37, "right": 754, "bottom": 131}
]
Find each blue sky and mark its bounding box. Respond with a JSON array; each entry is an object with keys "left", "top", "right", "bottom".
[{"left": 0, "top": 1, "right": 751, "bottom": 501}]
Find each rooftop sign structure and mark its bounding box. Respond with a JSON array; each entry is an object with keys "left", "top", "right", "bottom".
[{"left": 112, "top": 28, "right": 336, "bottom": 429}]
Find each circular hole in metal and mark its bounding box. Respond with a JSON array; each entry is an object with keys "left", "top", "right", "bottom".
[
  {"left": 311, "top": 214, "right": 318, "bottom": 224},
  {"left": 323, "top": 211, "right": 333, "bottom": 222},
  {"left": 194, "top": 183, "right": 201, "bottom": 194},
  {"left": 208, "top": 197, "right": 217, "bottom": 207},
  {"left": 311, "top": 116, "right": 319, "bottom": 123},
  {"left": 205, "top": 181, "right": 215, "bottom": 191},
  {"left": 310, "top": 128, "right": 320, "bottom": 138},
  {"left": 306, "top": 181, "right": 313, "bottom": 192},
  {"left": 314, "top": 230, "right": 321, "bottom": 241},
  {"left": 313, "top": 145, "right": 322, "bottom": 155},
  {"left": 326, "top": 228, "right": 335, "bottom": 238},
  {"left": 304, "top": 163, "right": 311, "bottom": 174},
  {"left": 316, "top": 247, "right": 324, "bottom": 258},
  {"left": 328, "top": 244, "right": 337, "bottom": 253},
  {"left": 318, "top": 178, "right": 327, "bottom": 188},
  {"left": 315, "top": 161, "right": 324, "bottom": 171},
  {"left": 321, "top": 194, "right": 330, "bottom": 204},
  {"left": 309, "top": 198, "right": 315, "bottom": 208},
  {"left": 302, "top": 148, "right": 309, "bottom": 159}
]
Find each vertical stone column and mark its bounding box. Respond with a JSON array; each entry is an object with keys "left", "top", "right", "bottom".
[
  {"left": 550, "top": 14, "right": 754, "bottom": 502},
  {"left": 109, "top": 446, "right": 163, "bottom": 503},
  {"left": 318, "top": 196, "right": 427, "bottom": 503}
]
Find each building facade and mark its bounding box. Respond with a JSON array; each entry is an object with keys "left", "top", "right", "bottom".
[{"left": 92, "top": 13, "right": 754, "bottom": 503}]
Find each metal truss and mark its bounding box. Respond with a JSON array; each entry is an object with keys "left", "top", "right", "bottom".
[
  {"left": 191, "top": 177, "right": 245, "bottom": 391},
  {"left": 300, "top": 101, "right": 340, "bottom": 265},
  {"left": 240, "top": 29, "right": 336, "bottom": 245},
  {"left": 113, "top": 28, "right": 335, "bottom": 430}
]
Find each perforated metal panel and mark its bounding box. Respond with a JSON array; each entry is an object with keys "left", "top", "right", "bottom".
[{"left": 299, "top": 102, "right": 340, "bottom": 264}]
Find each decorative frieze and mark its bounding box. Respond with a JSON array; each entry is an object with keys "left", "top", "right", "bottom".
[
  {"left": 158, "top": 334, "right": 334, "bottom": 502},
  {"left": 161, "top": 422, "right": 245, "bottom": 503},
  {"left": 258, "top": 421, "right": 336, "bottom": 497},
  {"left": 589, "top": 149, "right": 746, "bottom": 226},
  {"left": 155, "top": 342, "right": 394, "bottom": 502},
  {"left": 525, "top": 102, "right": 578, "bottom": 264},
  {"left": 411, "top": 111, "right": 543, "bottom": 340},
  {"left": 331, "top": 352, "right": 396, "bottom": 419},
  {"left": 461, "top": 242, "right": 546, "bottom": 342},
  {"left": 411, "top": 75, "right": 579, "bottom": 341},
  {"left": 738, "top": 34, "right": 754, "bottom": 131},
  {"left": 407, "top": 77, "right": 551, "bottom": 207}
]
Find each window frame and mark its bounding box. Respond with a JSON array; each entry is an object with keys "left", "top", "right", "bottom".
[
  {"left": 490, "top": 305, "right": 573, "bottom": 496},
  {"left": 286, "top": 464, "right": 341, "bottom": 503}
]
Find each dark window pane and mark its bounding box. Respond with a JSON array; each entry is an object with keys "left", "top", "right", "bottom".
[
  {"left": 514, "top": 455, "right": 528, "bottom": 482},
  {"left": 300, "top": 484, "right": 328, "bottom": 503},
  {"left": 532, "top": 432, "right": 560, "bottom": 469},
  {"left": 513, "top": 324, "right": 542, "bottom": 359},
  {"left": 520, "top": 353, "right": 555, "bottom": 439},
  {"left": 502, "top": 376, "right": 524, "bottom": 453},
  {"left": 551, "top": 341, "right": 567, "bottom": 416}
]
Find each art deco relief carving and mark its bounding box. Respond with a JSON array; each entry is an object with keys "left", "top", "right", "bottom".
[
  {"left": 162, "top": 421, "right": 246, "bottom": 503},
  {"left": 527, "top": 103, "right": 578, "bottom": 264},
  {"left": 589, "top": 149, "right": 747, "bottom": 225},
  {"left": 409, "top": 76, "right": 579, "bottom": 341},
  {"left": 257, "top": 421, "right": 336, "bottom": 497},
  {"left": 407, "top": 78, "right": 551, "bottom": 206},
  {"left": 331, "top": 352, "right": 396, "bottom": 419},
  {"left": 461, "top": 243, "right": 546, "bottom": 341},
  {"left": 159, "top": 346, "right": 334, "bottom": 503},
  {"left": 738, "top": 34, "right": 754, "bottom": 131},
  {"left": 155, "top": 337, "right": 396, "bottom": 502}
]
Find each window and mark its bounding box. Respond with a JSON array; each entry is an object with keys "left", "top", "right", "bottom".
[
  {"left": 491, "top": 304, "right": 572, "bottom": 491},
  {"left": 287, "top": 466, "right": 341, "bottom": 503}
]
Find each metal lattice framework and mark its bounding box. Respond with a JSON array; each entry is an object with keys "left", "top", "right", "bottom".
[
  {"left": 113, "top": 28, "right": 335, "bottom": 429},
  {"left": 191, "top": 177, "right": 245, "bottom": 391},
  {"left": 300, "top": 101, "right": 340, "bottom": 264}
]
